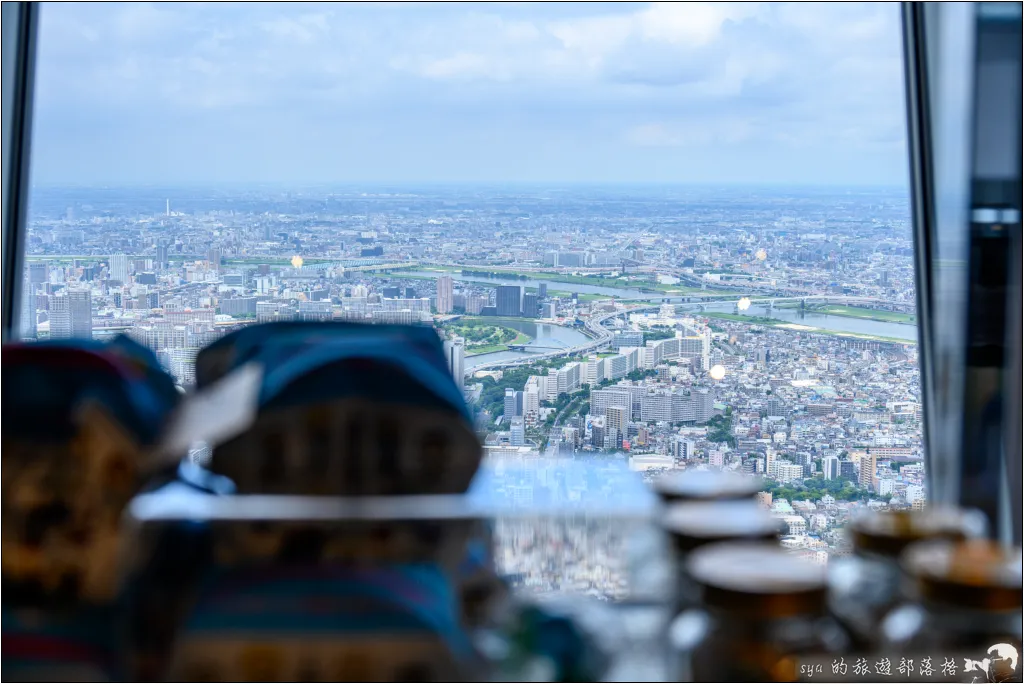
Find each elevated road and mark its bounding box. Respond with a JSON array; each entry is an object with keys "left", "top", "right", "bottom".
[{"left": 467, "top": 305, "right": 658, "bottom": 375}]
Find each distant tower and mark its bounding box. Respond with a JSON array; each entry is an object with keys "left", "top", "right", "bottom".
[
  {"left": 166, "top": 199, "right": 170, "bottom": 216},
  {"left": 436, "top": 275, "right": 453, "bottom": 314},
  {"left": 110, "top": 253, "right": 130, "bottom": 284}
]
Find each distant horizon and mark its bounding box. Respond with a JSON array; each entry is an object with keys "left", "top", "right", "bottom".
[{"left": 30, "top": 180, "right": 910, "bottom": 192}]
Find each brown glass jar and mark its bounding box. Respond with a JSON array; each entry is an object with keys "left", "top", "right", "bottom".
[
  {"left": 671, "top": 542, "right": 850, "bottom": 682},
  {"left": 828, "top": 507, "right": 987, "bottom": 650},
  {"left": 882, "top": 540, "right": 1022, "bottom": 681},
  {"left": 663, "top": 500, "right": 784, "bottom": 612},
  {"left": 653, "top": 469, "right": 764, "bottom": 504}
]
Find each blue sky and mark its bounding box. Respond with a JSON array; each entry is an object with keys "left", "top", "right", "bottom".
[{"left": 30, "top": 2, "right": 909, "bottom": 187}]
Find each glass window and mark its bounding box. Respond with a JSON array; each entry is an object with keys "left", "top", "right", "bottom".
[{"left": 20, "top": 1, "right": 917, "bottom": 592}]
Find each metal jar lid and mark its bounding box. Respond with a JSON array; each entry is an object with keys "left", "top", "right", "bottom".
[
  {"left": 688, "top": 542, "right": 828, "bottom": 618},
  {"left": 663, "top": 501, "right": 783, "bottom": 554},
  {"left": 848, "top": 508, "right": 987, "bottom": 558},
  {"left": 902, "top": 539, "right": 1023, "bottom": 611},
  {"left": 653, "top": 469, "right": 764, "bottom": 503}
]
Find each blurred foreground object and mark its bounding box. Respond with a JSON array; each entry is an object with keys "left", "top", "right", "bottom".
[
  {"left": 883, "top": 539, "right": 1022, "bottom": 681},
  {"left": 127, "top": 322, "right": 498, "bottom": 681},
  {"left": 671, "top": 543, "right": 849, "bottom": 682},
  {"left": 828, "top": 507, "right": 988, "bottom": 650},
  {"left": 1, "top": 336, "right": 182, "bottom": 681}
]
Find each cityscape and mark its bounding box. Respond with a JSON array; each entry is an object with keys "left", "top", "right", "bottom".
[{"left": 21, "top": 183, "right": 922, "bottom": 599}]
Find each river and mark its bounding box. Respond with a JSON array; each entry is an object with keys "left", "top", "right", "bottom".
[
  {"left": 698, "top": 302, "right": 917, "bottom": 341},
  {"left": 437, "top": 271, "right": 916, "bottom": 371},
  {"left": 465, "top": 319, "right": 591, "bottom": 370}
]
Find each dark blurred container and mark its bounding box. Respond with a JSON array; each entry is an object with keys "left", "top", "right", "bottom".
[
  {"left": 663, "top": 500, "right": 783, "bottom": 612},
  {"left": 882, "top": 539, "right": 1022, "bottom": 681},
  {"left": 671, "top": 543, "right": 849, "bottom": 682},
  {"left": 828, "top": 508, "right": 987, "bottom": 649},
  {"left": 653, "top": 469, "right": 764, "bottom": 504}
]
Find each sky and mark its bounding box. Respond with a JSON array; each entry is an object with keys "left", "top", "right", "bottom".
[{"left": 30, "top": 2, "right": 909, "bottom": 187}]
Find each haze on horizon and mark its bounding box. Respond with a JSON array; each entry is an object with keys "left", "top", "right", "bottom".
[{"left": 30, "top": 2, "right": 908, "bottom": 188}]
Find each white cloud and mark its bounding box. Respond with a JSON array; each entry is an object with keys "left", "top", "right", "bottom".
[
  {"left": 420, "top": 52, "right": 493, "bottom": 80},
  {"left": 112, "top": 3, "right": 179, "bottom": 42},
  {"left": 635, "top": 2, "right": 762, "bottom": 46},
  {"left": 260, "top": 13, "right": 332, "bottom": 44},
  {"left": 30, "top": 2, "right": 908, "bottom": 185}
]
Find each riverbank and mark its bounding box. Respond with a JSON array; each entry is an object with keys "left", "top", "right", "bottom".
[
  {"left": 444, "top": 317, "right": 533, "bottom": 356},
  {"left": 775, "top": 302, "right": 916, "bottom": 325},
  {"left": 812, "top": 304, "right": 915, "bottom": 325},
  {"left": 703, "top": 312, "right": 916, "bottom": 344},
  {"left": 407, "top": 264, "right": 729, "bottom": 296}
]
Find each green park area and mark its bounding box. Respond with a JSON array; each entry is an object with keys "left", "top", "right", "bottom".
[{"left": 446, "top": 317, "right": 531, "bottom": 356}]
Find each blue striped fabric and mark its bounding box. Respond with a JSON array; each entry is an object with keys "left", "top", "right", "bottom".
[
  {"left": 2, "top": 606, "right": 120, "bottom": 681},
  {"left": 2, "top": 335, "right": 180, "bottom": 446},
  {"left": 179, "top": 563, "right": 475, "bottom": 659},
  {"left": 194, "top": 321, "right": 473, "bottom": 425}
]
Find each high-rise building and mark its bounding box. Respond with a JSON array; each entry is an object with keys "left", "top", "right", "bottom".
[
  {"left": 29, "top": 262, "right": 48, "bottom": 285},
  {"left": 436, "top": 275, "right": 454, "bottom": 314},
  {"left": 496, "top": 285, "right": 522, "bottom": 317},
  {"left": 298, "top": 301, "right": 333, "bottom": 321},
  {"left": 695, "top": 388, "right": 715, "bottom": 423},
  {"left": 383, "top": 286, "right": 401, "bottom": 299},
  {"left": 20, "top": 275, "right": 36, "bottom": 340},
  {"left": 466, "top": 294, "right": 489, "bottom": 315},
  {"left": 48, "top": 289, "right": 92, "bottom": 339},
  {"left": 207, "top": 246, "right": 222, "bottom": 271},
  {"left": 545, "top": 362, "right": 581, "bottom": 400},
  {"left": 823, "top": 455, "right": 841, "bottom": 480},
  {"left": 510, "top": 418, "right": 525, "bottom": 446},
  {"left": 612, "top": 331, "right": 644, "bottom": 349},
  {"left": 538, "top": 283, "right": 547, "bottom": 298},
  {"left": 110, "top": 253, "right": 130, "bottom": 284},
  {"left": 671, "top": 437, "right": 695, "bottom": 460},
  {"left": 504, "top": 388, "right": 523, "bottom": 418},
  {"left": 443, "top": 336, "right": 465, "bottom": 386},
  {"left": 523, "top": 385, "right": 540, "bottom": 416},
  {"left": 840, "top": 459, "right": 857, "bottom": 481},
  {"left": 606, "top": 405, "right": 628, "bottom": 438},
  {"left": 590, "top": 388, "right": 633, "bottom": 418},
  {"left": 522, "top": 293, "right": 539, "bottom": 318},
  {"left": 773, "top": 461, "right": 804, "bottom": 482},
  {"left": 858, "top": 451, "right": 877, "bottom": 491},
  {"left": 220, "top": 297, "right": 257, "bottom": 316}
]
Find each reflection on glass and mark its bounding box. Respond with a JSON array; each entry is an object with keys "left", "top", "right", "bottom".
[{"left": 18, "top": 2, "right": 920, "bottom": 593}]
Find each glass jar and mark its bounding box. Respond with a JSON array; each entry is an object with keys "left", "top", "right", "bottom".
[
  {"left": 828, "top": 507, "right": 987, "bottom": 650},
  {"left": 663, "top": 500, "right": 784, "bottom": 613},
  {"left": 882, "top": 540, "right": 1022, "bottom": 682},
  {"left": 671, "top": 542, "right": 850, "bottom": 682},
  {"left": 630, "top": 470, "right": 765, "bottom": 604},
  {"left": 653, "top": 469, "right": 764, "bottom": 504}
]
